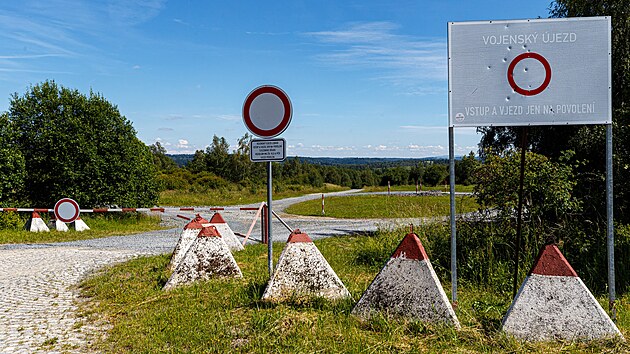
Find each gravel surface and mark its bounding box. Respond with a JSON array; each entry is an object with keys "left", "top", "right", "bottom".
[{"left": 0, "top": 189, "right": 459, "bottom": 353}]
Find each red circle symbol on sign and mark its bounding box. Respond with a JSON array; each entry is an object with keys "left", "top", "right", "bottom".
[
  {"left": 54, "top": 198, "right": 80, "bottom": 223},
  {"left": 507, "top": 52, "right": 552, "bottom": 96},
  {"left": 242, "top": 85, "right": 292, "bottom": 138}
]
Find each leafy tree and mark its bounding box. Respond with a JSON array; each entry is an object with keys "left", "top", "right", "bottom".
[
  {"left": 149, "top": 141, "right": 177, "bottom": 172},
  {"left": 474, "top": 150, "right": 580, "bottom": 226},
  {"left": 229, "top": 133, "right": 262, "bottom": 183},
  {"left": 409, "top": 163, "right": 425, "bottom": 185},
  {"left": 423, "top": 163, "right": 449, "bottom": 186},
  {"left": 205, "top": 135, "right": 230, "bottom": 178},
  {"left": 5, "top": 80, "right": 158, "bottom": 207},
  {"left": 0, "top": 113, "right": 25, "bottom": 205},
  {"left": 187, "top": 150, "right": 206, "bottom": 173},
  {"left": 455, "top": 152, "right": 480, "bottom": 185}
]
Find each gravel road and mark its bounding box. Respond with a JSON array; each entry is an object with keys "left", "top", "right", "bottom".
[{"left": 0, "top": 189, "right": 457, "bottom": 353}]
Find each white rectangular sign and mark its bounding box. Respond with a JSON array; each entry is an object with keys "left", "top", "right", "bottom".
[
  {"left": 250, "top": 138, "right": 286, "bottom": 162},
  {"left": 448, "top": 17, "right": 611, "bottom": 127}
]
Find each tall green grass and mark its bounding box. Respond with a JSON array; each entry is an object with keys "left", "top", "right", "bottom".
[
  {"left": 78, "top": 224, "right": 627, "bottom": 353},
  {"left": 362, "top": 184, "right": 475, "bottom": 193},
  {"left": 286, "top": 195, "right": 478, "bottom": 218}
]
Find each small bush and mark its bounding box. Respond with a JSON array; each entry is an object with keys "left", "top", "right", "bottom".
[{"left": 0, "top": 211, "right": 25, "bottom": 230}]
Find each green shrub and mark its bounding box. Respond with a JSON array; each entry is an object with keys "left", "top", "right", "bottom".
[{"left": 0, "top": 211, "right": 25, "bottom": 230}]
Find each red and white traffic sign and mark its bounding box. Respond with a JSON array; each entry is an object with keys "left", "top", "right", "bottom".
[
  {"left": 448, "top": 17, "right": 611, "bottom": 127},
  {"left": 54, "top": 198, "right": 80, "bottom": 223},
  {"left": 242, "top": 85, "right": 292, "bottom": 138},
  {"left": 507, "top": 52, "right": 552, "bottom": 96}
]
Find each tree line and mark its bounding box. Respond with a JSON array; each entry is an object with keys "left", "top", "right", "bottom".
[{"left": 151, "top": 136, "right": 479, "bottom": 192}]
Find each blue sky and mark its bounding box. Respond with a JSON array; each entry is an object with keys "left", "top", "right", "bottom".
[{"left": 0, "top": 0, "right": 553, "bottom": 157}]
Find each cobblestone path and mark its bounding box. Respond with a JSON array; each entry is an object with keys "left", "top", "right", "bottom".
[{"left": 0, "top": 230, "right": 179, "bottom": 353}]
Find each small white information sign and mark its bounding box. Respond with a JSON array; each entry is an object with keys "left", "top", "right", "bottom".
[
  {"left": 448, "top": 17, "right": 611, "bottom": 127},
  {"left": 250, "top": 138, "right": 286, "bottom": 162}
]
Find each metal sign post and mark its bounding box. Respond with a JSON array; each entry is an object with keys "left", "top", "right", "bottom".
[
  {"left": 606, "top": 123, "right": 615, "bottom": 320},
  {"left": 266, "top": 161, "right": 273, "bottom": 276},
  {"left": 448, "top": 127, "right": 457, "bottom": 306},
  {"left": 448, "top": 17, "right": 613, "bottom": 310},
  {"left": 242, "top": 85, "right": 292, "bottom": 278}
]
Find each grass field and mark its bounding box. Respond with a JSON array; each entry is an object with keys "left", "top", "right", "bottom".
[
  {"left": 78, "top": 228, "right": 628, "bottom": 353},
  {"left": 158, "top": 184, "right": 349, "bottom": 206},
  {"left": 362, "top": 184, "right": 475, "bottom": 193},
  {"left": 0, "top": 213, "right": 164, "bottom": 245},
  {"left": 285, "top": 194, "right": 478, "bottom": 218}
]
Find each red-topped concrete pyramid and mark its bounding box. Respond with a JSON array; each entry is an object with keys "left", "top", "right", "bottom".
[
  {"left": 352, "top": 233, "right": 460, "bottom": 327},
  {"left": 391, "top": 231, "right": 429, "bottom": 260},
  {"left": 529, "top": 244, "right": 577, "bottom": 277},
  {"left": 168, "top": 214, "right": 209, "bottom": 271},
  {"left": 164, "top": 226, "right": 242, "bottom": 290},
  {"left": 24, "top": 212, "right": 50, "bottom": 232},
  {"left": 48, "top": 217, "right": 69, "bottom": 232},
  {"left": 185, "top": 214, "right": 209, "bottom": 229},
  {"left": 502, "top": 243, "right": 622, "bottom": 341},
  {"left": 72, "top": 217, "right": 90, "bottom": 232},
  {"left": 209, "top": 212, "right": 243, "bottom": 251},
  {"left": 287, "top": 230, "right": 312, "bottom": 243},
  {"left": 262, "top": 229, "right": 350, "bottom": 301},
  {"left": 197, "top": 225, "right": 221, "bottom": 237}
]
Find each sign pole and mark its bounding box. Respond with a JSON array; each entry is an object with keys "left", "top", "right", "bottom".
[
  {"left": 606, "top": 123, "right": 616, "bottom": 320},
  {"left": 267, "top": 161, "right": 273, "bottom": 277},
  {"left": 242, "top": 84, "right": 291, "bottom": 280},
  {"left": 512, "top": 127, "right": 528, "bottom": 299},
  {"left": 448, "top": 126, "right": 457, "bottom": 305}
]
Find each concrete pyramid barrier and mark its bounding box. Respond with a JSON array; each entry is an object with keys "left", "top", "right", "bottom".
[
  {"left": 502, "top": 243, "right": 623, "bottom": 341},
  {"left": 262, "top": 229, "right": 351, "bottom": 302},
  {"left": 48, "top": 218, "right": 69, "bottom": 232},
  {"left": 168, "top": 214, "right": 208, "bottom": 271},
  {"left": 163, "top": 225, "right": 242, "bottom": 290},
  {"left": 352, "top": 232, "right": 460, "bottom": 328},
  {"left": 24, "top": 212, "right": 50, "bottom": 232},
  {"left": 209, "top": 212, "right": 244, "bottom": 251},
  {"left": 72, "top": 217, "right": 90, "bottom": 232}
]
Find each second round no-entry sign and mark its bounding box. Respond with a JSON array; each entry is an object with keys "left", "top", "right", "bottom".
[
  {"left": 54, "top": 198, "right": 80, "bottom": 223},
  {"left": 242, "top": 85, "right": 292, "bottom": 138}
]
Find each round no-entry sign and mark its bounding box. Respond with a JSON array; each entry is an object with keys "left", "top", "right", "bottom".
[
  {"left": 507, "top": 52, "right": 552, "bottom": 96},
  {"left": 242, "top": 85, "right": 292, "bottom": 138},
  {"left": 54, "top": 198, "right": 80, "bottom": 223}
]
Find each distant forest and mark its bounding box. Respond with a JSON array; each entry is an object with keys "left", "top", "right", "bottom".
[
  {"left": 167, "top": 154, "right": 456, "bottom": 168},
  {"left": 150, "top": 135, "right": 478, "bottom": 191}
]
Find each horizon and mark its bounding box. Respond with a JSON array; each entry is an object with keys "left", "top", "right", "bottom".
[{"left": 0, "top": 1, "right": 551, "bottom": 158}]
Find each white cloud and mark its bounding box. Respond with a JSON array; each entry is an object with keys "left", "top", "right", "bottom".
[
  {"left": 107, "top": 0, "right": 166, "bottom": 26},
  {"left": 165, "top": 114, "right": 185, "bottom": 121},
  {"left": 216, "top": 114, "right": 240, "bottom": 121},
  {"left": 173, "top": 18, "right": 189, "bottom": 26},
  {"left": 306, "top": 21, "right": 447, "bottom": 91}
]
